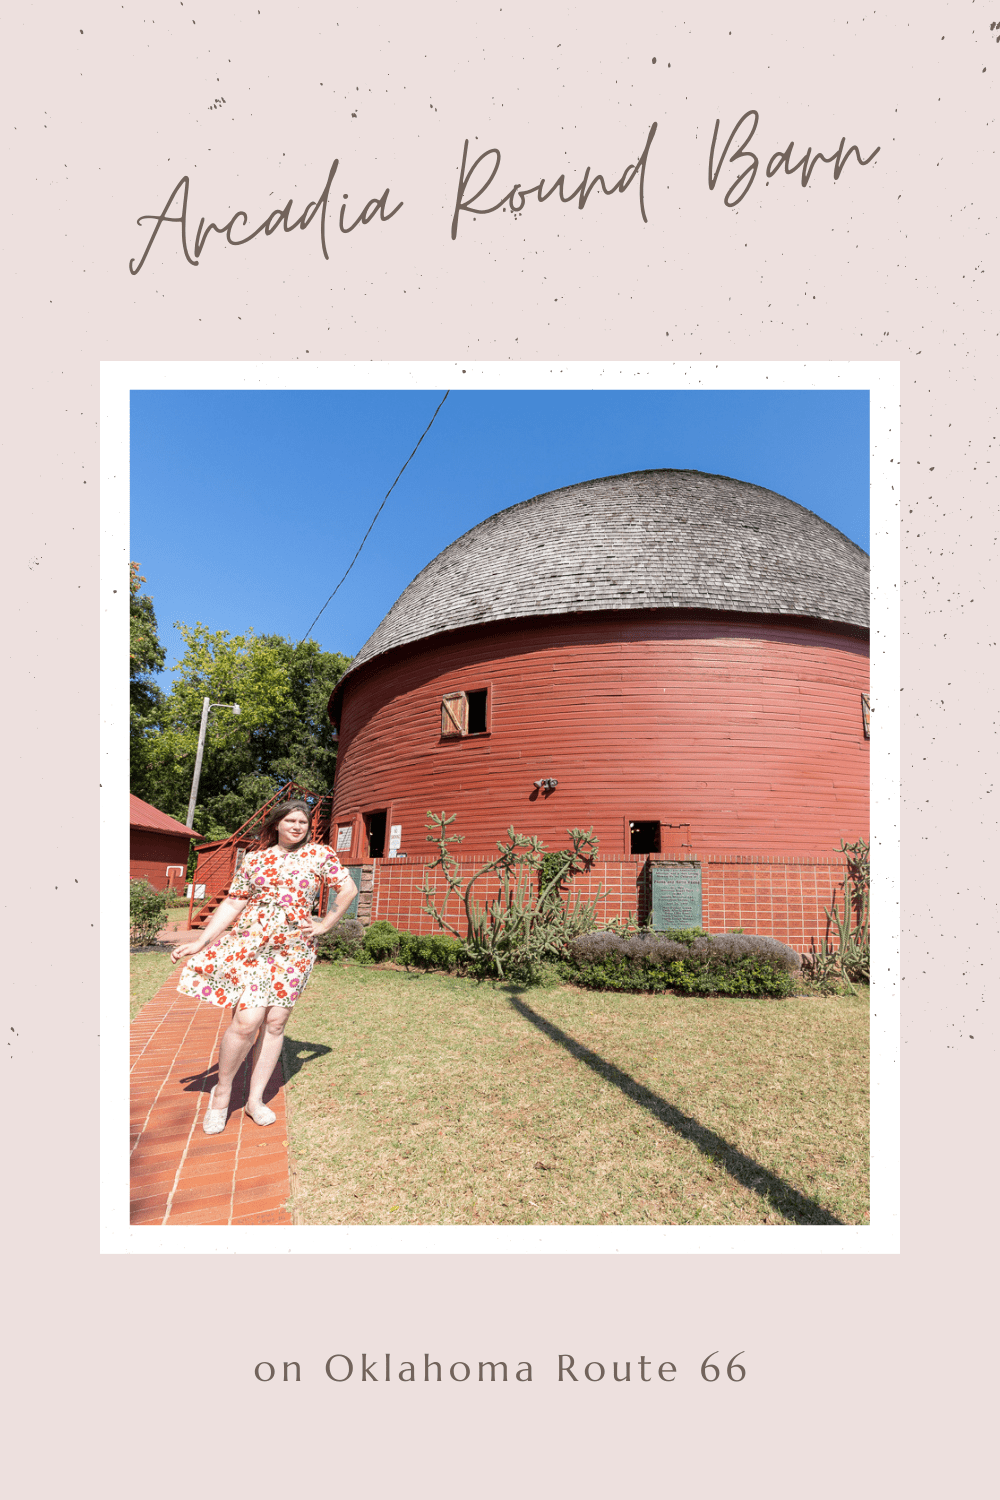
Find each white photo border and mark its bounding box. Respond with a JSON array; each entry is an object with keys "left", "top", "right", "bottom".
[{"left": 102, "top": 359, "right": 899, "bottom": 1255}]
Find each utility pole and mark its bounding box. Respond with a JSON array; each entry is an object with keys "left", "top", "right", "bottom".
[
  {"left": 185, "top": 697, "right": 241, "bottom": 927},
  {"left": 186, "top": 697, "right": 241, "bottom": 829}
]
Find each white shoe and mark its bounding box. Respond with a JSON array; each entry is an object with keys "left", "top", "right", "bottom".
[
  {"left": 245, "top": 1101, "right": 277, "bottom": 1127},
  {"left": 203, "top": 1087, "right": 228, "bottom": 1135}
]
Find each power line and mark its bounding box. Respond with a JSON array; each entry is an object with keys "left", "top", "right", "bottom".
[{"left": 296, "top": 389, "right": 451, "bottom": 647}]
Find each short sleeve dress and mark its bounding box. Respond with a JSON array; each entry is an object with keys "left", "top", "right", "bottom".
[{"left": 176, "top": 843, "right": 350, "bottom": 1010}]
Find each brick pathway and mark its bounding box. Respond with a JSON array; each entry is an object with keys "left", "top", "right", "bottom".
[{"left": 130, "top": 971, "right": 294, "bottom": 1227}]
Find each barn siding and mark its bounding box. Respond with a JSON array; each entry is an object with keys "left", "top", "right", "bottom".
[
  {"left": 130, "top": 829, "right": 191, "bottom": 890},
  {"left": 332, "top": 614, "right": 869, "bottom": 862}
]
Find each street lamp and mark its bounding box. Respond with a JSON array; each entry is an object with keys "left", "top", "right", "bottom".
[{"left": 186, "top": 697, "right": 241, "bottom": 829}]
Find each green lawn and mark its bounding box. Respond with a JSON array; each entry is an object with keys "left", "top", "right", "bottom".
[
  {"left": 282, "top": 964, "right": 869, "bottom": 1228},
  {"left": 130, "top": 951, "right": 175, "bottom": 1019}
]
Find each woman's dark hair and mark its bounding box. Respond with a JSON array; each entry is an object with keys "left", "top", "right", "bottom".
[{"left": 257, "top": 799, "right": 314, "bottom": 851}]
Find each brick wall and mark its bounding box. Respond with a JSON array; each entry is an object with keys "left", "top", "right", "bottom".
[{"left": 364, "top": 851, "right": 850, "bottom": 955}]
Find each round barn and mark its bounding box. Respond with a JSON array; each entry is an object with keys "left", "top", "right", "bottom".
[{"left": 327, "top": 470, "right": 869, "bottom": 943}]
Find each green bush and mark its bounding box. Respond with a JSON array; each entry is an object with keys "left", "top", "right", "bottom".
[
  {"left": 322, "top": 920, "right": 465, "bottom": 972},
  {"left": 400, "top": 932, "right": 464, "bottom": 971},
  {"left": 364, "top": 922, "right": 464, "bottom": 971},
  {"left": 562, "top": 930, "right": 800, "bottom": 998},
  {"left": 362, "top": 920, "right": 404, "bottom": 963},
  {"left": 316, "top": 918, "right": 365, "bottom": 961},
  {"left": 129, "top": 879, "right": 171, "bottom": 947}
]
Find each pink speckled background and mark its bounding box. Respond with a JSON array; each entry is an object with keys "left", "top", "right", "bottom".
[{"left": 6, "top": 2, "right": 993, "bottom": 1492}]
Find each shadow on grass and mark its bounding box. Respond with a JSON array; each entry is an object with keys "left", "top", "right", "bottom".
[
  {"left": 282, "top": 1038, "right": 334, "bottom": 1081},
  {"left": 502, "top": 989, "right": 844, "bottom": 1227}
]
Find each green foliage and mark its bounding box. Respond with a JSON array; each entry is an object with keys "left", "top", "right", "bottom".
[
  {"left": 362, "top": 920, "right": 406, "bottom": 964},
  {"left": 130, "top": 563, "right": 167, "bottom": 789},
  {"left": 361, "top": 921, "right": 465, "bottom": 971},
  {"left": 315, "top": 918, "right": 365, "bottom": 962},
  {"left": 315, "top": 918, "right": 465, "bottom": 972},
  {"left": 562, "top": 930, "right": 800, "bottom": 998},
  {"left": 538, "top": 850, "right": 575, "bottom": 904},
  {"left": 130, "top": 562, "right": 165, "bottom": 700},
  {"left": 406, "top": 932, "right": 465, "bottom": 972},
  {"left": 129, "top": 879, "right": 171, "bottom": 947},
  {"left": 129, "top": 580, "right": 351, "bottom": 838},
  {"left": 802, "top": 838, "right": 870, "bottom": 993},
  {"left": 421, "top": 814, "right": 603, "bottom": 983}
]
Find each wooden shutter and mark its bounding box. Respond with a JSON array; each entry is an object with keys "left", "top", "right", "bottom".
[
  {"left": 441, "top": 692, "right": 468, "bottom": 737},
  {"left": 660, "top": 823, "right": 691, "bottom": 854}
]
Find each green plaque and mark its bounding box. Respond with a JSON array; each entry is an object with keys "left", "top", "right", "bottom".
[
  {"left": 341, "top": 865, "right": 362, "bottom": 920},
  {"left": 650, "top": 862, "right": 702, "bottom": 931}
]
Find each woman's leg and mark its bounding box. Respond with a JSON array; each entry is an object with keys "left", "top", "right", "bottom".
[
  {"left": 246, "top": 1005, "right": 292, "bottom": 1110},
  {"left": 212, "top": 1004, "right": 266, "bottom": 1113}
]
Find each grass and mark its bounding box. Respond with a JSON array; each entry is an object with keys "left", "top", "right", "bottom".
[
  {"left": 283, "top": 964, "right": 869, "bottom": 1228},
  {"left": 130, "top": 951, "right": 175, "bottom": 1020}
]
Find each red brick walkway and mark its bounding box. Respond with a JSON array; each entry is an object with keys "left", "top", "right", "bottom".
[{"left": 130, "top": 973, "right": 294, "bottom": 1226}]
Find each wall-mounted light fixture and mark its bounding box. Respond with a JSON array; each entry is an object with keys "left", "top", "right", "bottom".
[{"left": 533, "top": 777, "right": 559, "bottom": 792}]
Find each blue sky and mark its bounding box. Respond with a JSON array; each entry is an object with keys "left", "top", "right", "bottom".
[{"left": 131, "top": 388, "right": 869, "bottom": 686}]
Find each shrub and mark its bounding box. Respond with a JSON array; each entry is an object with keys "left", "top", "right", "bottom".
[
  {"left": 362, "top": 920, "right": 403, "bottom": 963},
  {"left": 563, "top": 929, "right": 800, "bottom": 998},
  {"left": 316, "top": 918, "right": 365, "bottom": 962},
  {"left": 338, "top": 921, "right": 465, "bottom": 972},
  {"left": 129, "top": 879, "right": 171, "bottom": 947},
  {"left": 401, "top": 936, "right": 461, "bottom": 972},
  {"left": 400, "top": 932, "right": 465, "bottom": 972},
  {"left": 689, "top": 933, "right": 801, "bottom": 972}
]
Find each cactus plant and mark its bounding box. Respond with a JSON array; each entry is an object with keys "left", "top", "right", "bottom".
[
  {"left": 421, "top": 812, "right": 603, "bottom": 981},
  {"left": 807, "top": 837, "right": 870, "bottom": 992}
]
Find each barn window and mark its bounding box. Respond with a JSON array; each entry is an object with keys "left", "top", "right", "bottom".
[
  {"left": 467, "top": 689, "right": 488, "bottom": 734},
  {"left": 364, "top": 810, "right": 387, "bottom": 859},
  {"left": 861, "top": 692, "right": 871, "bottom": 739},
  {"left": 441, "top": 688, "right": 489, "bottom": 738},
  {"left": 629, "top": 820, "right": 661, "bottom": 855}
]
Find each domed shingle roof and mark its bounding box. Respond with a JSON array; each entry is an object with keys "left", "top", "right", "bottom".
[{"left": 348, "top": 469, "right": 869, "bottom": 674}]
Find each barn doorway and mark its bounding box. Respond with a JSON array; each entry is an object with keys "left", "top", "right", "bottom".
[
  {"left": 629, "top": 820, "right": 661, "bottom": 855},
  {"left": 364, "top": 809, "right": 387, "bottom": 858}
]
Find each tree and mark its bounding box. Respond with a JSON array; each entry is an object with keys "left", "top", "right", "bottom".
[
  {"left": 131, "top": 617, "right": 351, "bottom": 839},
  {"left": 130, "top": 563, "right": 166, "bottom": 789}
]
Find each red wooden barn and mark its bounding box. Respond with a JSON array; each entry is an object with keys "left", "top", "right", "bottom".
[
  {"left": 327, "top": 471, "right": 869, "bottom": 946},
  {"left": 130, "top": 794, "right": 198, "bottom": 891}
]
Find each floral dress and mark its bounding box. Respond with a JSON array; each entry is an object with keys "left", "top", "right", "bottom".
[{"left": 177, "top": 843, "right": 349, "bottom": 1010}]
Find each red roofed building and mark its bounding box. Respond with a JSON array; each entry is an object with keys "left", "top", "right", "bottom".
[{"left": 130, "top": 794, "right": 199, "bottom": 890}]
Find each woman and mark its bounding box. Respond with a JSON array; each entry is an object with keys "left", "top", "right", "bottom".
[{"left": 171, "top": 800, "right": 358, "bottom": 1134}]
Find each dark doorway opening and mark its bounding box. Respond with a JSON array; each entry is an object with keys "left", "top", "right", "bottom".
[
  {"left": 467, "top": 689, "right": 488, "bottom": 734},
  {"left": 629, "top": 820, "right": 661, "bottom": 855},
  {"left": 364, "top": 810, "right": 387, "bottom": 859}
]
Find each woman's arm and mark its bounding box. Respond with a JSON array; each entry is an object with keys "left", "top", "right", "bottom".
[
  {"left": 307, "top": 876, "right": 359, "bottom": 939},
  {"left": 171, "top": 896, "right": 250, "bottom": 963}
]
